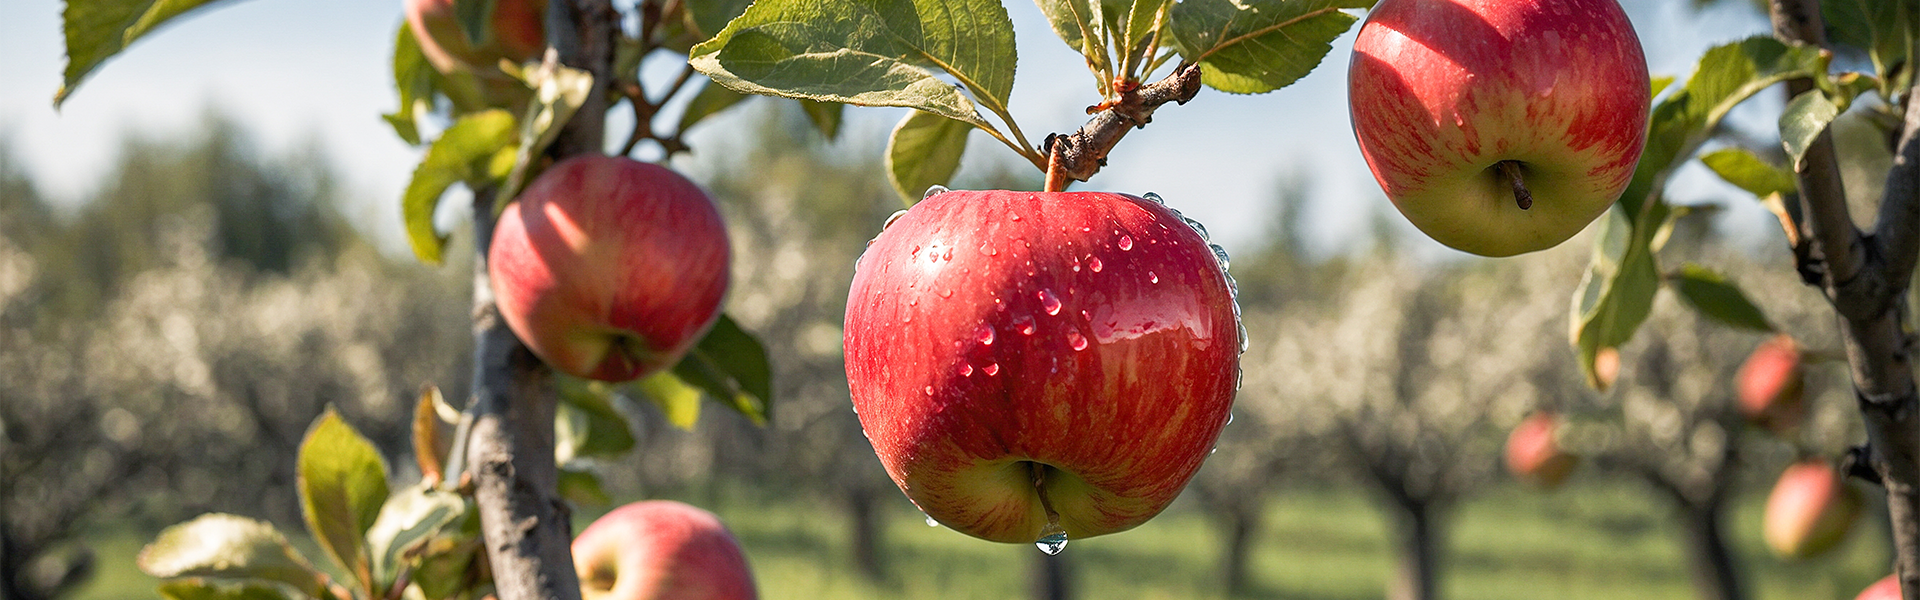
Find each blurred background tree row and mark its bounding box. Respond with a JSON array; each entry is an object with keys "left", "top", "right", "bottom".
[{"left": 0, "top": 103, "right": 1897, "bottom": 600}]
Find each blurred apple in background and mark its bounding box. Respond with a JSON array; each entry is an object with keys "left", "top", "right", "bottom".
[
  {"left": 1763, "top": 459, "right": 1861, "bottom": 559},
  {"left": 405, "top": 0, "right": 548, "bottom": 76},
  {"left": 1505, "top": 411, "right": 1577, "bottom": 489},
  {"left": 1737, "top": 334, "right": 1806, "bottom": 433}
]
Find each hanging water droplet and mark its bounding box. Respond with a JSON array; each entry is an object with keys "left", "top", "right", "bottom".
[
  {"left": 1184, "top": 217, "right": 1210, "bottom": 241},
  {"left": 1038, "top": 290, "right": 1062, "bottom": 315},
  {"left": 1225, "top": 412, "right": 1235, "bottom": 426},
  {"left": 884, "top": 209, "right": 910, "bottom": 229},
  {"left": 1015, "top": 315, "right": 1037, "bottom": 335},
  {"left": 1088, "top": 256, "right": 1103, "bottom": 272},
  {"left": 983, "top": 362, "right": 1000, "bottom": 376},
  {"left": 1118, "top": 235, "right": 1134, "bottom": 251},
  {"left": 1148, "top": 271, "right": 1159, "bottom": 284},
  {"left": 1238, "top": 322, "right": 1250, "bottom": 353},
  {"left": 1035, "top": 523, "right": 1069, "bottom": 555},
  {"left": 925, "top": 514, "right": 941, "bottom": 527},
  {"left": 977, "top": 325, "right": 995, "bottom": 346},
  {"left": 1143, "top": 192, "right": 1164, "bottom": 205},
  {"left": 1211, "top": 244, "right": 1231, "bottom": 271},
  {"left": 923, "top": 184, "right": 949, "bottom": 199},
  {"left": 1067, "top": 330, "right": 1088, "bottom": 351}
]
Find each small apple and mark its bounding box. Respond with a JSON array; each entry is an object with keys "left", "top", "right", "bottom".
[
  {"left": 573, "top": 500, "right": 757, "bottom": 600},
  {"left": 406, "top": 0, "right": 547, "bottom": 76},
  {"left": 1763, "top": 459, "right": 1862, "bottom": 559},
  {"left": 1505, "top": 411, "right": 1576, "bottom": 489},
  {"left": 1348, "top": 0, "right": 1650, "bottom": 257},
  {"left": 489, "top": 155, "right": 730, "bottom": 382},
  {"left": 1855, "top": 574, "right": 1900, "bottom": 600},
  {"left": 844, "top": 189, "right": 1239, "bottom": 546},
  {"left": 1738, "top": 335, "right": 1806, "bottom": 433}
]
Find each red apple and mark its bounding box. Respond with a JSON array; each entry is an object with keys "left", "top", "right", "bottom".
[
  {"left": 1348, "top": 0, "right": 1650, "bottom": 257},
  {"left": 406, "top": 0, "right": 547, "bottom": 76},
  {"left": 1738, "top": 335, "right": 1806, "bottom": 433},
  {"left": 1855, "top": 574, "right": 1900, "bottom": 600},
  {"left": 843, "top": 189, "right": 1239, "bottom": 546},
  {"left": 1763, "top": 459, "right": 1862, "bottom": 559},
  {"left": 573, "top": 501, "right": 757, "bottom": 600},
  {"left": 489, "top": 156, "right": 729, "bottom": 382},
  {"left": 1505, "top": 411, "right": 1577, "bottom": 489}
]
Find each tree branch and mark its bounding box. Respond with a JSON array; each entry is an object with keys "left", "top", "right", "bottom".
[
  {"left": 1042, "top": 64, "right": 1202, "bottom": 192},
  {"left": 1771, "top": 1, "right": 1920, "bottom": 597},
  {"left": 465, "top": 1, "right": 619, "bottom": 599}
]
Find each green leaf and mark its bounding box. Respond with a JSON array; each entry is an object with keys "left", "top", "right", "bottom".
[
  {"left": 384, "top": 23, "right": 437, "bottom": 146},
  {"left": 1034, "top": 0, "right": 1109, "bottom": 75},
  {"left": 137, "top": 515, "right": 325, "bottom": 597},
  {"left": 1779, "top": 89, "right": 1841, "bottom": 168},
  {"left": 558, "top": 465, "right": 613, "bottom": 506},
  {"left": 678, "top": 80, "right": 753, "bottom": 134},
  {"left": 634, "top": 371, "right": 704, "bottom": 429},
  {"left": 402, "top": 109, "right": 518, "bottom": 264},
  {"left": 498, "top": 64, "right": 595, "bottom": 208},
  {"left": 296, "top": 407, "right": 391, "bottom": 589},
  {"left": 1822, "top": 0, "right": 1911, "bottom": 90},
  {"left": 1669, "top": 263, "right": 1775, "bottom": 332},
  {"left": 1170, "top": 0, "right": 1366, "bottom": 94},
  {"left": 798, "top": 99, "right": 846, "bottom": 140},
  {"left": 686, "top": 0, "right": 757, "bottom": 40},
  {"left": 887, "top": 110, "right": 973, "bottom": 205},
  {"left": 365, "top": 484, "right": 469, "bottom": 593},
  {"left": 56, "top": 0, "right": 235, "bottom": 106},
  {"left": 554, "top": 378, "right": 638, "bottom": 461},
  {"left": 155, "top": 579, "right": 298, "bottom": 600},
  {"left": 671, "top": 314, "right": 772, "bottom": 425},
  {"left": 1101, "top": 0, "right": 1171, "bottom": 73},
  {"left": 687, "top": 0, "right": 1016, "bottom": 128},
  {"left": 1650, "top": 75, "right": 1676, "bottom": 100},
  {"left": 1570, "top": 205, "right": 1664, "bottom": 390},
  {"left": 453, "top": 0, "right": 495, "bottom": 49},
  {"left": 1700, "top": 147, "right": 1797, "bottom": 198},
  {"left": 1619, "top": 37, "right": 1828, "bottom": 220}
]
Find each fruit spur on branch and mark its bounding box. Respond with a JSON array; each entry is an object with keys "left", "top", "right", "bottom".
[{"left": 1349, "top": 0, "right": 1651, "bottom": 257}]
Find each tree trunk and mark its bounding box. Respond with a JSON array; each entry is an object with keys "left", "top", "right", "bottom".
[
  {"left": 1029, "top": 551, "right": 1074, "bottom": 600},
  {"left": 1220, "top": 504, "right": 1262, "bottom": 596},
  {"left": 1679, "top": 500, "right": 1744, "bottom": 600},
  {"left": 845, "top": 488, "right": 888, "bottom": 583},
  {"left": 1388, "top": 498, "right": 1439, "bottom": 600}
]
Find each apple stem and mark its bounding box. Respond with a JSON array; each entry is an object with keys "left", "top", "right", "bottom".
[
  {"left": 1029, "top": 462, "right": 1063, "bottom": 532},
  {"left": 1498, "top": 161, "right": 1533, "bottom": 210}
]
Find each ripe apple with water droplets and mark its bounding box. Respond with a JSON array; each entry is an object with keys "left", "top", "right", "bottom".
[
  {"left": 489, "top": 155, "right": 730, "bottom": 382},
  {"left": 843, "top": 189, "right": 1240, "bottom": 547},
  {"left": 1348, "top": 0, "right": 1650, "bottom": 256}
]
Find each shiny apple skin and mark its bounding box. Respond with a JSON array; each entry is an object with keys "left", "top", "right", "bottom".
[
  {"left": 489, "top": 156, "right": 730, "bottom": 382},
  {"left": 1349, "top": 0, "right": 1649, "bottom": 256},
  {"left": 573, "top": 501, "right": 757, "bottom": 600},
  {"left": 844, "top": 189, "right": 1239, "bottom": 544},
  {"left": 406, "top": 0, "right": 548, "bottom": 75}
]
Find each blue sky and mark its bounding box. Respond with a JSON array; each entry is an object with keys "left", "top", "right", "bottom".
[{"left": 0, "top": 0, "right": 1774, "bottom": 258}]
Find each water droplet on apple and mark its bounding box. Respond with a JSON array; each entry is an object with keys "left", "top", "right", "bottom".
[
  {"left": 959, "top": 362, "right": 973, "bottom": 377},
  {"left": 923, "top": 185, "right": 949, "bottom": 200},
  {"left": 1014, "top": 315, "right": 1036, "bottom": 335},
  {"left": 1088, "top": 256, "right": 1103, "bottom": 272},
  {"left": 1210, "top": 446, "right": 1217, "bottom": 455},
  {"left": 942, "top": 247, "right": 953, "bottom": 261},
  {"left": 939, "top": 288, "right": 953, "bottom": 298},
  {"left": 925, "top": 514, "right": 941, "bottom": 527},
  {"left": 977, "top": 325, "right": 995, "bottom": 345},
  {"left": 924, "top": 385, "right": 934, "bottom": 395},
  {"left": 1035, "top": 523, "right": 1069, "bottom": 555},
  {"left": 1118, "top": 235, "right": 1134, "bottom": 251},
  {"left": 908, "top": 298, "right": 918, "bottom": 307},
  {"left": 1211, "top": 243, "right": 1231, "bottom": 271},
  {"left": 1148, "top": 271, "right": 1159, "bottom": 284},
  {"left": 1067, "top": 330, "right": 1088, "bottom": 351},
  {"left": 1143, "top": 192, "right": 1164, "bottom": 205},
  {"left": 1224, "top": 272, "right": 1239, "bottom": 300},
  {"left": 1235, "top": 367, "right": 1243, "bottom": 390},
  {"left": 983, "top": 362, "right": 1000, "bottom": 376},
  {"left": 884, "top": 209, "right": 909, "bottom": 229},
  {"left": 1184, "top": 217, "right": 1210, "bottom": 241},
  {"left": 1238, "top": 322, "right": 1249, "bottom": 353},
  {"left": 1225, "top": 412, "right": 1235, "bottom": 426},
  {"left": 1010, "top": 213, "right": 1022, "bottom": 221},
  {"left": 1038, "top": 290, "right": 1062, "bottom": 315}
]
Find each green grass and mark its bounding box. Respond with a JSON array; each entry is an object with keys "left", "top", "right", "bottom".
[{"left": 72, "top": 482, "right": 1889, "bottom": 600}]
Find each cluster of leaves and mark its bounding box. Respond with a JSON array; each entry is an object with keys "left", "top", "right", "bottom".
[
  {"left": 689, "top": 0, "right": 1374, "bottom": 203},
  {"left": 1569, "top": 0, "right": 1915, "bottom": 388}
]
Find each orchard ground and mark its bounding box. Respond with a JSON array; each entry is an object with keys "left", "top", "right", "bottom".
[{"left": 70, "top": 483, "right": 1886, "bottom": 599}]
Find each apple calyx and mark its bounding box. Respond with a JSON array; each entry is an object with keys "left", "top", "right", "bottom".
[{"left": 1496, "top": 161, "right": 1533, "bottom": 210}]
